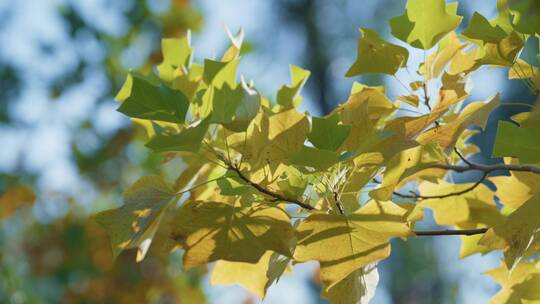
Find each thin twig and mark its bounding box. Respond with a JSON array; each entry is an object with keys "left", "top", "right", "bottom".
[
  {"left": 225, "top": 161, "right": 314, "bottom": 210},
  {"left": 414, "top": 227, "right": 488, "bottom": 236},
  {"left": 393, "top": 172, "right": 488, "bottom": 200}
]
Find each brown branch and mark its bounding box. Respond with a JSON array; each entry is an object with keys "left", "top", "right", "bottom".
[
  {"left": 226, "top": 162, "right": 314, "bottom": 210},
  {"left": 413, "top": 227, "right": 488, "bottom": 236},
  {"left": 393, "top": 172, "right": 488, "bottom": 200}
]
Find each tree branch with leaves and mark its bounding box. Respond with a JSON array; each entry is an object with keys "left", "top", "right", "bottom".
[{"left": 95, "top": 0, "right": 540, "bottom": 303}]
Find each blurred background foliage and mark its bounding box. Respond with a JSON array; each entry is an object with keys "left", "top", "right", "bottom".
[{"left": 0, "top": 0, "right": 538, "bottom": 303}]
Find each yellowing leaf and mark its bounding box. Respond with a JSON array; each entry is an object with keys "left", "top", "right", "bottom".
[
  {"left": 389, "top": 0, "right": 462, "bottom": 49},
  {"left": 157, "top": 35, "right": 193, "bottom": 81},
  {"left": 239, "top": 108, "right": 310, "bottom": 172},
  {"left": 397, "top": 94, "right": 420, "bottom": 107},
  {"left": 424, "top": 32, "right": 468, "bottom": 79},
  {"left": 479, "top": 193, "right": 540, "bottom": 269},
  {"left": 475, "top": 31, "right": 524, "bottom": 67},
  {"left": 210, "top": 251, "right": 289, "bottom": 298},
  {"left": 93, "top": 176, "right": 176, "bottom": 260},
  {"left": 486, "top": 260, "right": 540, "bottom": 304},
  {"left": 0, "top": 185, "right": 35, "bottom": 219},
  {"left": 277, "top": 65, "right": 310, "bottom": 108},
  {"left": 171, "top": 201, "right": 294, "bottom": 269},
  {"left": 346, "top": 28, "right": 409, "bottom": 76},
  {"left": 294, "top": 200, "right": 410, "bottom": 290},
  {"left": 417, "top": 94, "right": 500, "bottom": 151},
  {"left": 419, "top": 179, "right": 497, "bottom": 226},
  {"left": 489, "top": 162, "right": 540, "bottom": 210},
  {"left": 322, "top": 264, "right": 379, "bottom": 304},
  {"left": 335, "top": 84, "right": 395, "bottom": 152}
]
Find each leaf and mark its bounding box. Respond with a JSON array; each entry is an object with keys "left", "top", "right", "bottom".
[
  {"left": 475, "top": 31, "right": 524, "bottom": 67},
  {"left": 171, "top": 201, "right": 294, "bottom": 269},
  {"left": 489, "top": 160, "right": 540, "bottom": 209},
  {"left": 157, "top": 35, "right": 194, "bottom": 81},
  {"left": 397, "top": 94, "right": 420, "bottom": 107},
  {"left": 289, "top": 146, "right": 339, "bottom": 171},
  {"left": 462, "top": 12, "right": 507, "bottom": 44},
  {"left": 277, "top": 65, "right": 310, "bottom": 108},
  {"left": 93, "top": 176, "right": 176, "bottom": 261},
  {"left": 210, "top": 251, "right": 289, "bottom": 298},
  {"left": 145, "top": 120, "right": 209, "bottom": 152},
  {"left": 423, "top": 32, "right": 468, "bottom": 79},
  {"left": 239, "top": 108, "right": 310, "bottom": 172},
  {"left": 210, "top": 81, "right": 261, "bottom": 132},
  {"left": 389, "top": 0, "right": 462, "bottom": 49},
  {"left": 116, "top": 74, "right": 189, "bottom": 124},
  {"left": 486, "top": 260, "right": 540, "bottom": 304},
  {"left": 493, "top": 120, "right": 540, "bottom": 164},
  {"left": 479, "top": 192, "right": 540, "bottom": 269},
  {"left": 335, "top": 83, "right": 395, "bottom": 152},
  {"left": 509, "top": 0, "right": 540, "bottom": 35},
  {"left": 418, "top": 179, "right": 497, "bottom": 226},
  {"left": 294, "top": 200, "right": 410, "bottom": 290},
  {"left": 417, "top": 94, "right": 500, "bottom": 151},
  {"left": 322, "top": 264, "right": 379, "bottom": 304},
  {"left": 0, "top": 185, "right": 35, "bottom": 219},
  {"left": 346, "top": 28, "right": 409, "bottom": 76},
  {"left": 202, "top": 58, "right": 239, "bottom": 88},
  {"left": 308, "top": 113, "right": 351, "bottom": 151},
  {"left": 369, "top": 145, "right": 424, "bottom": 201}
]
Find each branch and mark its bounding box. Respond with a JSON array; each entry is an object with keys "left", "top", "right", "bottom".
[
  {"left": 393, "top": 172, "right": 488, "bottom": 200},
  {"left": 226, "top": 161, "right": 314, "bottom": 210},
  {"left": 413, "top": 227, "right": 488, "bottom": 236}
]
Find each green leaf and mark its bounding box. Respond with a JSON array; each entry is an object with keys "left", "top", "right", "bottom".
[
  {"left": 145, "top": 120, "right": 209, "bottom": 152},
  {"left": 389, "top": 0, "right": 462, "bottom": 49},
  {"left": 509, "top": 0, "right": 540, "bottom": 35},
  {"left": 462, "top": 12, "right": 507, "bottom": 43},
  {"left": 308, "top": 113, "right": 351, "bottom": 151},
  {"left": 289, "top": 146, "right": 339, "bottom": 171},
  {"left": 117, "top": 74, "right": 189, "bottom": 123},
  {"left": 294, "top": 200, "right": 410, "bottom": 290},
  {"left": 203, "top": 58, "right": 239, "bottom": 88},
  {"left": 210, "top": 82, "right": 261, "bottom": 132},
  {"left": 171, "top": 201, "right": 295, "bottom": 269},
  {"left": 493, "top": 120, "right": 540, "bottom": 164},
  {"left": 217, "top": 174, "right": 251, "bottom": 196},
  {"left": 346, "top": 28, "right": 409, "bottom": 76},
  {"left": 475, "top": 31, "right": 524, "bottom": 67},
  {"left": 277, "top": 65, "right": 310, "bottom": 108},
  {"left": 93, "top": 176, "right": 176, "bottom": 261}
]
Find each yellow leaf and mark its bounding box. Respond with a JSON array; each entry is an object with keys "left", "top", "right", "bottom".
[
  {"left": 479, "top": 192, "right": 540, "bottom": 269},
  {"left": 294, "top": 200, "right": 410, "bottom": 290},
  {"left": 489, "top": 159, "right": 540, "bottom": 210},
  {"left": 322, "top": 264, "right": 379, "bottom": 304},
  {"left": 171, "top": 201, "right": 294, "bottom": 269},
  {"left": 419, "top": 179, "right": 497, "bottom": 226},
  {"left": 417, "top": 94, "right": 500, "bottom": 151},
  {"left": 211, "top": 251, "right": 290, "bottom": 299}
]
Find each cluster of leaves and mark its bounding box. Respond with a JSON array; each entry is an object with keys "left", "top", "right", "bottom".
[{"left": 97, "top": 0, "right": 540, "bottom": 302}]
